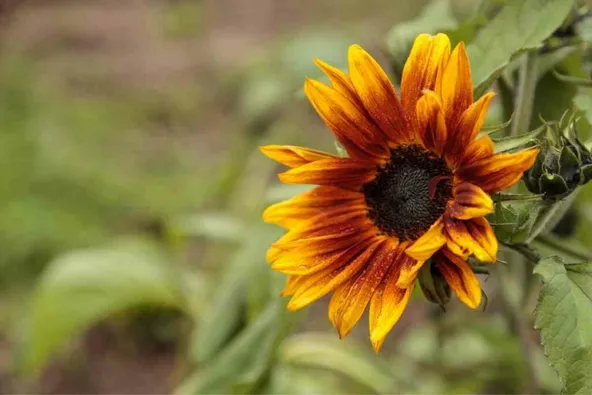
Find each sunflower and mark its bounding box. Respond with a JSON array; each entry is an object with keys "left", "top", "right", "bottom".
[{"left": 260, "top": 33, "right": 539, "bottom": 351}]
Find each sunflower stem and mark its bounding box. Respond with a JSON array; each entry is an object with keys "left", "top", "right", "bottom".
[
  {"left": 493, "top": 193, "right": 544, "bottom": 202},
  {"left": 502, "top": 242, "right": 542, "bottom": 263},
  {"left": 510, "top": 51, "right": 538, "bottom": 137},
  {"left": 534, "top": 233, "right": 592, "bottom": 261},
  {"left": 525, "top": 191, "right": 578, "bottom": 244}
]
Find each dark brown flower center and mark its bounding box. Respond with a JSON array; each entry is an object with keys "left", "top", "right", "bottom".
[{"left": 362, "top": 145, "right": 452, "bottom": 240}]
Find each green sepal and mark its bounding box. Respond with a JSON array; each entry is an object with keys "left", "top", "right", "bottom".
[
  {"left": 417, "top": 262, "right": 451, "bottom": 310},
  {"left": 539, "top": 172, "right": 570, "bottom": 198},
  {"left": 558, "top": 141, "right": 582, "bottom": 182},
  {"left": 492, "top": 124, "right": 544, "bottom": 153},
  {"left": 490, "top": 201, "right": 543, "bottom": 244},
  {"left": 580, "top": 164, "right": 592, "bottom": 184}
]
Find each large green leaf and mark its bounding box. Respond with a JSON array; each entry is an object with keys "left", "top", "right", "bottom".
[
  {"left": 279, "top": 333, "right": 395, "bottom": 393},
  {"left": 574, "top": 88, "right": 592, "bottom": 126},
  {"left": 492, "top": 124, "right": 544, "bottom": 153},
  {"left": 386, "top": 0, "right": 457, "bottom": 78},
  {"left": 468, "top": 0, "right": 574, "bottom": 96},
  {"left": 490, "top": 201, "right": 543, "bottom": 244},
  {"left": 177, "top": 301, "right": 290, "bottom": 394},
  {"left": 190, "top": 221, "right": 283, "bottom": 363},
  {"left": 534, "top": 257, "right": 592, "bottom": 394},
  {"left": 19, "top": 238, "right": 189, "bottom": 373}
]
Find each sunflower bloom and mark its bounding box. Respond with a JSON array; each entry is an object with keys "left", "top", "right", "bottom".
[{"left": 261, "top": 33, "right": 539, "bottom": 351}]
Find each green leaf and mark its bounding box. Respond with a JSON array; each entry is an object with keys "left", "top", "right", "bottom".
[
  {"left": 492, "top": 124, "right": 544, "bottom": 153},
  {"left": 19, "top": 238, "right": 188, "bottom": 373},
  {"left": 574, "top": 88, "right": 592, "bottom": 126},
  {"left": 534, "top": 257, "right": 592, "bottom": 394},
  {"left": 171, "top": 212, "right": 246, "bottom": 243},
  {"left": 177, "top": 301, "right": 290, "bottom": 394},
  {"left": 576, "top": 15, "right": 592, "bottom": 43},
  {"left": 386, "top": 0, "right": 457, "bottom": 77},
  {"left": 266, "top": 364, "right": 345, "bottom": 395},
  {"left": 491, "top": 201, "right": 543, "bottom": 244},
  {"left": 468, "top": 0, "right": 574, "bottom": 96},
  {"left": 279, "top": 333, "right": 395, "bottom": 393},
  {"left": 190, "top": 221, "right": 283, "bottom": 364}
]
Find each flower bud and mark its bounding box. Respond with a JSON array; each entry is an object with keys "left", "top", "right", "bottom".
[
  {"left": 418, "top": 262, "right": 451, "bottom": 310},
  {"left": 524, "top": 120, "right": 592, "bottom": 199}
]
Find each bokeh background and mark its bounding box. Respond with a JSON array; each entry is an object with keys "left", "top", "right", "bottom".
[{"left": 0, "top": 0, "right": 590, "bottom": 394}]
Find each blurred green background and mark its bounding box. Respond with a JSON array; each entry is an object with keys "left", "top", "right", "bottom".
[{"left": 0, "top": 0, "right": 590, "bottom": 393}]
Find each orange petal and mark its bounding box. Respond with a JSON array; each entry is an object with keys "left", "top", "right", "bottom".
[
  {"left": 313, "top": 58, "right": 362, "bottom": 106},
  {"left": 328, "top": 239, "right": 398, "bottom": 338},
  {"left": 444, "top": 216, "right": 497, "bottom": 262},
  {"left": 304, "top": 78, "right": 389, "bottom": 161},
  {"left": 416, "top": 90, "right": 448, "bottom": 155},
  {"left": 369, "top": 263, "right": 414, "bottom": 352},
  {"left": 438, "top": 42, "right": 473, "bottom": 128},
  {"left": 268, "top": 208, "right": 370, "bottom": 258},
  {"left": 436, "top": 249, "right": 482, "bottom": 309},
  {"left": 271, "top": 233, "right": 374, "bottom": 275},
  {"left": 446, "top": 236, "right": 470, "bottom": 258},
  {"left": 466, "top": 217, "right": 498, "bottom": 262},
  {"left": 263, "top": 186, "right": 363, "bottom": 229},
  {"left": 278, "top": 158, "right": 376, "bottom": 191},
  {"left": 348, "top": 45, "right": 411, "bottom": 145},
  {"left": 267, "top": 206, "right": 371, "bottom": 263},
  {"left": 404, "top": 218, "right": 446, "bottom": 262},
  {"left": 446, "top": 92, "right": 495, "bottom": 167},
  {"left": 459, "top": 135, "right": 495, "bottom": 167},
  {"left": 457, "top": 148, "right": 540, "bottom": 193},
  {"left": 260, "top": 145, "right": 339, "bottom": 168},
  {"left": 401, "top": 33, "right": 451, "bottom": 121},
  {"left": 281, "top": 275, "right": 306, "bottom": 297},
  {"left": 448, "top": 182, "right": 494, "bottom": 220},
  {"left": 287, "top": 238, "right": 386, "bottom": 311}
]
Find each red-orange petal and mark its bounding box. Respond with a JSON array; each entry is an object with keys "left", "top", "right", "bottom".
[
  {"left": 328, "top": 238, "right": 398, "bottom": 338},
  {"left": 348, "top": 45, "right": 411, "bottom": 145},
  {"left": 438, "top": 42, "right": 473, "bottom": 129},
  {"left": 459, "top": 135, "right": 495, "bottom": 167},
  {"left": 278, "top": 158, "right": 376, "bottom": 191},
  {"left": 263, "top": 186, "right": 363, "bottom": 229},
  {"left": 369, "top": 261, "right": 414, "bottom": 352},
  {"left": 416, "top": 90, "right": 448, "bottom": 155},
  {"left": 446, "top": 92, "right": 495, "bottom": 167},
  {"left": 287, "top": 237, "right": 386, "bottom": 311},
  {"left": 448, "top": 182, "right": 494, "bottom": 220},
  {"left": 281, "top": 275, "right": 306, "bottom": 297},
  {"left": 271, "top": 233, "right": 374, "bottom": 275},
  {"left": 260, "top": 145, "right": 339, "bottom": 168},
  {"left": 436, "top": 249, "right": 482, "bottom": 309},
  {"left": 444, "top": 216, "right": 497, "bottom": 262},
  {"left": 304, "top": 78, "right": 389, "bottom": 162},
  {"left": 401, "top": 34, "right": 451, "bottom": 123},
  {"left": 313, "top": 58, "right": 362, "bottom": 107},
  {"left": 457, "top": 148, "right": 540, "bottom": 193}
]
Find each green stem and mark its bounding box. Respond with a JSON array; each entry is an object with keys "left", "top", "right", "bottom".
[
  {"left": 503, "top": 242, "right": 542, "bottom": 263},
  {"left": 535, "top": 234, "right": 592, "bottom": 261},
  {"left": 511, "top": 51, "right": 538, "bottom": 137},
  {"left": 504, "top": 235, "right": 592, "bottom": 263},
  {"left": 525, "top": 192, "right": 578, "bottom": 244},
  {"left": 494, "top": 193, "right": 544, "bottom": 202},
  {"left": 504, "top": 51, "right": 540, "bottom": 394}
]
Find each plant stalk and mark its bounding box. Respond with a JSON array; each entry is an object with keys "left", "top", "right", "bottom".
[
  {"left": 511, "top": 51, "right": 538, "bottom": 137},
  {"left": 506, "top": 50, "right": 540, "bottom": 394}
]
